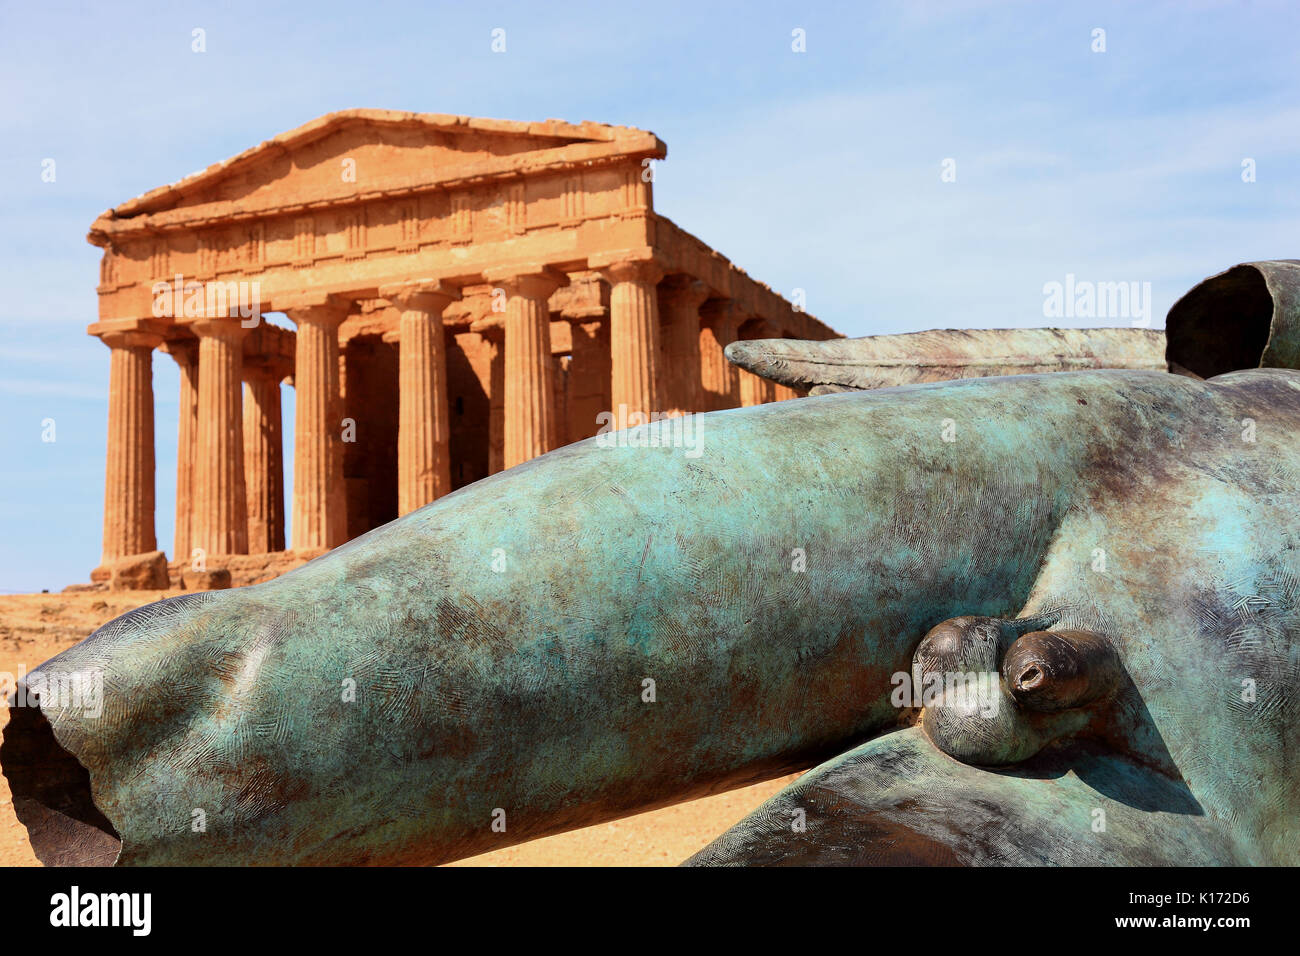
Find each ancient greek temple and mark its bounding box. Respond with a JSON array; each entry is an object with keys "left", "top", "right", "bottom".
[{"left": 87, "top": 110, "right": 839, "bottom": 586}]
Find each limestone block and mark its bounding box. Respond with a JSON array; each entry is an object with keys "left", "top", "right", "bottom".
[
  {"left": 181, "top": 568, "right": 233, "bottom": 591},
  {"left": 109, "top": 551, "right": 168, "bottom": 591}
]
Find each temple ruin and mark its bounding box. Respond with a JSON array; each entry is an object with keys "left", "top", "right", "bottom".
[{"left": 85, "top": 110, "right": 840, "bottom": 586}]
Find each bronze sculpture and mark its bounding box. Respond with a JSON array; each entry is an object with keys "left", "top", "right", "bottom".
[{"left": 5, "top": 262, "right": 1298, "bottom": 866}]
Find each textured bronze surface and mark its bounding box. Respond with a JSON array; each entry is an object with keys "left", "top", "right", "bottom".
[
  {"left": 1167, "top": 260, "right": 1300, "bottom": 377},
  {"left": 723, "top": 327, "right": 1168, "bottom": 393},
  {"left": 1004, "top": 629, "right": 1122, "bottom": 713},
  {"left": 8, "top": 260, "right": 1300, "bottom": 867},
  {"left": 6, "top": 365, "right": 1299, "bottom": 866}
]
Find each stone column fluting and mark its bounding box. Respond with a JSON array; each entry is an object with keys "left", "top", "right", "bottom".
[
  {"left": 97, "top": 325, "right": 163, "bottom": 566},
  {"left": 658, "top": 276, "right": 709, "bottom": 414},
  {"left": 162, "top": 338, "right": 199, "bottom": 563},
  {"left": 484, "top": 265, "right": 564, "bottom": 469},
  {"left": 242, "top": 362, "right": 285, "bottom": 553},
  {"left": 383, "top": 281, "right": 457, "bottom": 515},
  {"left": 738, "top": 319, "right": 778, "bottom": 407},
  {"left": 563, "top": 310, "right": 610, "bottom": 444},
  {"left": 190, "top": 319, "right": 249, "bottom": 557},
  {"left": 284, "top": 299, "right": 349, "bottom": 552},
  {"left": 699, "top": 299, "right": 742, "bottom": 411},
  {"left": 482, "top": 323, "right": 506, "bottom": 474},
  {"left": 597, "top": 256, "right": 665, "bottom": 429},
  {"left": 739, "top": 368, "right": 775, "bottom": 406}
]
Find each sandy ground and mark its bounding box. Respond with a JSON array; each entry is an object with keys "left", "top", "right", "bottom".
[{"left": 0, "top": 591, "right": 792, "bottom": 867}]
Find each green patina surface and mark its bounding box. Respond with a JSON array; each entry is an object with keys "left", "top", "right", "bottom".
[{"left": 7, "top": 367, "right": 1300, "bottom": 865}]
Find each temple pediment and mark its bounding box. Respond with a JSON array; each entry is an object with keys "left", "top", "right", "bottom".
[{"left": 89, "top": 109, "right": 665, "bottom": 239}]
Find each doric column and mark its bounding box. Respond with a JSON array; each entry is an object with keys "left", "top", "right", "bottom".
[
  {"left": 658, "top": 276, "right": 709, "bottom": 414},
  {"left": 242, "top": 362, "right": 285, "bottom": 553},
  {"left": 563, "top": 311, "right": 610, "bottom": 444},
  {"left": 699, "top": 300, "right": 742, "bottom": 411},
  {"left": 382, "top": 280, "right": 457, "bottom": 515},
  {"left": 484, "top": 265, "right": 565, "bottom": 469},
  {"left": 595, "top": 255, "right": 665, "bottom": 428},
  {"left": 485, "top": 323, "right": 506, "bottom": 474},
  {"left": 283, "top": 298, "right": 349, "bottom": 551},
  {"left": 161, "top": 338, "right": 198, "bottom": 563},
  {"left": 96, "top": 324, "right": 163, "bottom": 566},
  {"left": 738, "top": 318, "right": 778, "bottom": 407},
  {"left": 467, "top": 313, "right": 506, "bottom": 474},
  {"left": 739, "top": 368, "right": 777, "bottom": 406},
  {"left": 189, "top": 319, "right": 249, "bottom": 557}
]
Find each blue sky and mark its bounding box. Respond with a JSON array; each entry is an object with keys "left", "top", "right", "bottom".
[{"left": 2, "top": 0, "right": 1298, "bottom": 591}]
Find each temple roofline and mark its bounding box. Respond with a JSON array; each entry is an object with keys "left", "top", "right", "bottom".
[{"left": 91, "top": 109, "right": 666, "bottom": 238}]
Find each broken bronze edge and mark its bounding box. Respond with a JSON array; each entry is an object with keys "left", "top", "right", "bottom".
[{"left": 1, "top": 688, "right": 122, "bottom": 866}]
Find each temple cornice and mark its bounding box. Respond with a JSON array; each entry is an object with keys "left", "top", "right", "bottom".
[{"left": 88, "top": 113, "right": 665, "bottom": 244}]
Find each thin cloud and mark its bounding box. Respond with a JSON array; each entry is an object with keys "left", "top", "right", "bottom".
[{"left": 0, "top": 379, "right": 105, "bottom": 400}]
